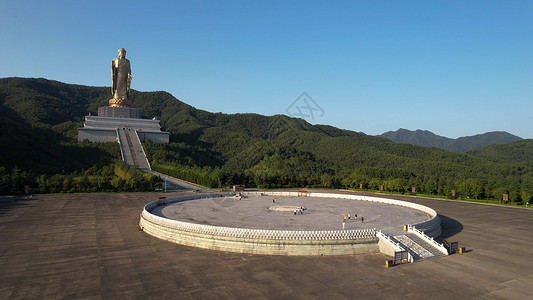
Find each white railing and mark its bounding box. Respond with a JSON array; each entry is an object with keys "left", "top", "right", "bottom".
[
  {"left": 142, "top": 193, "right": 377, "bottom": 241},
  {"left": 376, "top": 231, "right": 404, "bottom": 251},
  {"left": 376, "top": 231, "right": 413, "bottom": 263},
  {"left": 116, "top": 128, "right": 125, "bottom": 161},
  {"left": 407, "top": 225, "right": 448, "bottom": 255},
  {"left": 244, "top": 191, "right": 441, "bottom": 236},
  {"left": 133, "top": 130, "right": 151, "bottom": 170},
  {"left": 142, "top": 191, "right": 443, "bottom": 243}
]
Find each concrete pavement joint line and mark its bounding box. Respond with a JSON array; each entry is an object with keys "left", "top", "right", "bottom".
[{"left": 139, "top": 191, "right": 444, "bottom": 257}]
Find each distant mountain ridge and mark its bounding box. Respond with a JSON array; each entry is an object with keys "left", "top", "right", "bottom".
[{"left": 379, "top": 128, "right": 522, "bottom": 153}]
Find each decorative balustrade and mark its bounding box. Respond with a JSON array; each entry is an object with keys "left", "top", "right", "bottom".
[
  {"left": 143, "top": 192, "right": 441, "bottom": 241},
  {"left": 376, "top": 231, "right": 404, "bottom": 252},
  {"left": 376, "top": 230, "right": 414, "bottom": 262},
  {"left": 407, "top": 225, "right": 448, "bottom": 255},
  {"left": 139, "top": 191, "right": 445, "bottom": 256},
  {"left": 142, "top": 195, "right": 376, "bottom": 241},
  {"left": 244, "top": 191, "right": 441, "bottom": 236}
]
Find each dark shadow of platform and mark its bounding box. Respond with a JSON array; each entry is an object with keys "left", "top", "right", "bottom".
[
  {"left": 0, "top": 196, "right": 33, "bottom": 217},
  {"left": 437, "top": 214, "right": 463, "bottom": 240}
]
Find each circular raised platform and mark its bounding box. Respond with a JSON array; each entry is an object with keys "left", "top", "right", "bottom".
[{"left": 139, "top": 191, "right": 441, "bottom": 256}]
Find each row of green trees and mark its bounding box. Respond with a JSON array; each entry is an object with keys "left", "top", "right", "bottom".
[
  {"left": 152, "top": 161, "right": 220, "bottom": 188},
  {"left": 341, "top": 172, "right": 531, "bottom": 204},
  {"left": 0, "top": 161, "right": 162, "bottom": 195},
  {"left": 149, "top": 157, "right": 532, "bottom": 204}
]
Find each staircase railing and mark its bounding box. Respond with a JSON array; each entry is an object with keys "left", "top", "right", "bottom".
[
  {"left": 132, "top": 130, "right": 151, "bottom": 170},
  {"left": 407, "top": 225, "right": 448, "bottom": 255}
]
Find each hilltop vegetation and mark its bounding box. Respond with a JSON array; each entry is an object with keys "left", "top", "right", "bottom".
[
  {"left": 380, "top": 128, "right": 522, "bottom": 153},
  {"left": 1, "top": 77, "right": 532, "bottom": 204},
  {"left": 143, "top": 108, "right": 533, "bottom": 203},
  {"left": 0, "top": 77, "right": 160, "bottom": 193},
  {"left": 466, "top": 140, "right": 533, "bottom": 163}
]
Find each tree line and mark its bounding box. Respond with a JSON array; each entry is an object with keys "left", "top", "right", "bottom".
[
  {"left": 146, "top": 145, "right": 532, "bottom": 205},
  {"left": 0, "top": 161, "right": 161, "bottom": 195}
]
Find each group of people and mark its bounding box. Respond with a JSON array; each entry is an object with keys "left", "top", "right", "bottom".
[
  {"left": 234, "top": 192, "right": 247, "bottom": 200},
  {"left": 343, "top": 213, "right": 360, "bottom": 222},
  {"left": 342, "top": 213, "right": 364, "bottom": 229},
  {"left": 294, "top": 206, "right": 306, "bottom": 215}
]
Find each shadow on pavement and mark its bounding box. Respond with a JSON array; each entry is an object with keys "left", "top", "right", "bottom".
[
  {"left": 438, "top": 214, "right": 463, "bottom": 240},
  {"left": 0, "top": 196, "right": 34, "bottom": 216}
]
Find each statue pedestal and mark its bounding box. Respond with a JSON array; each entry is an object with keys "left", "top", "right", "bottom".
[
  {"left": 98, "top": 106, "right": 141, "bottom": 118},
  {"left": 78, "top": 105, "right": 169, "bottom": 143},
  {"left": 77, "top": 115, "right": 169, "bottom": 143}
]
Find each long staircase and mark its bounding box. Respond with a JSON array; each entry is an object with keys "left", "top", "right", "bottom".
[
  {"left": 116, "top": 128, "right": 212, "bottom": 191},
  {"left": 391, "top": 233, "right": 447, "bottom": 261},
  {"left": 378, "top": 223, "right": 448, "bottom": 263},
  {"left": 117, "top": 128, "right": 151, "bottom": 170}
]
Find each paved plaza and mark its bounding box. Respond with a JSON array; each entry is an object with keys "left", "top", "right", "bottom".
[
  {"left": 1, "top": 191, "right": 532, "bottom": 299},
  {"left": 155, "top": 195, "right": 429, "bottom": 235}
]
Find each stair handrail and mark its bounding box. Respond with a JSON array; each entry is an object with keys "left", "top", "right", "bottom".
[
  {"left": 407, "top": 225, "right": 448, "bottom": 255},
  {"left": 132, "top": 130, "right": 151, "bottom": 170},
  {"left": 376, "top": 231, "right": 413, "bottom": 263},
  {"left": 116, "top": 128, "right": 126, "bottom": 162}
]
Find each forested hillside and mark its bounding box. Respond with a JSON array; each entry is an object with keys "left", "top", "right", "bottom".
[
  {"left": 466, "top": 140, "right": 533, "bottom": 163},
  {"left": 1, "top": 77, "right": 531, "bottom": 204},
  {"left": 0, "top": 77, "right": 160, "bottom": 194},
  {"left": 0, "top": 78, "right": 115, "bottom": 172},
  {"left": 380, "top": 128, "right": 522, "bottom": 152}
]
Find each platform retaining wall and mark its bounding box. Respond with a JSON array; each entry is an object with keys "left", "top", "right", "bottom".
[{"left": 139, "top": 192, "right": 441, "bottom": 256}]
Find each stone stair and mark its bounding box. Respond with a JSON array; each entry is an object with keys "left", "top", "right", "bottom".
[
  {"left": 392, "top": 233, "right": 447, "bottom": 262},
  {"left": 117, "top": 128, "right": 151, "bottom": 170}
]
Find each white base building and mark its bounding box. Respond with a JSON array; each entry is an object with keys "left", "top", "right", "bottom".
[
  {"left": 78, "top": 107, "right": 169, "bottom": 143},
  {"left": 77, "top": 106, "right": 169, "bottom": 170}
]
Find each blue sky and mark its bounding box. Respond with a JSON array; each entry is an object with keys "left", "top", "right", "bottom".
[{"left": 1, "top": 0, "right": 532, "bottom": 138}]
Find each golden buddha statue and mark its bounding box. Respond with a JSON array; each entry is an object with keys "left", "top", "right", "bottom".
[{"left": 109, "top": 48, "right": 132, "bottom": 107}]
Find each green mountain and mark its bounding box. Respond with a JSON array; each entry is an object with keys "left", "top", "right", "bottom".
[
  {"left": 0, "top": 77, "right": 119, "bottom": 173},
  {"left": 466, "top": 140, "right": 533, "bottom": 163},
  {"left": 1, "top": 77, "right": 532, "bottom": 202},
  {"left": 380, "top": 128, "right": 522, "bottom": 153}
]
